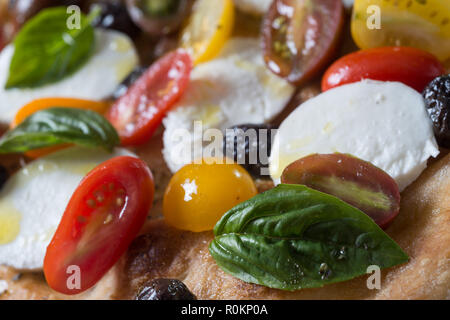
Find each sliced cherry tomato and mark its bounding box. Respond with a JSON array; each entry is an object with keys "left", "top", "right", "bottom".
[
  {"left": 262, "top": 0, "right": 344, "bottom": 85},
  {"left": 24, "top": 144, "right": 71, "bottom": 159},
  {"left": 11, "top": 97, "right": 110, "bottom": 128},
  {"left": 44, "top": 156, "right": 154, "bottom": 295},
  {"left": 106, "top": 49, "right": 192, "bottom": 146},
  {"left": 180, "top": 0, "right": 234, "bottom": 65},
  {"left": 281, "top": 153, "right": 401, "bottom": 229},
  {"left": 322, "top": 47, "right": 445, "bottom": 92},
  {"left": 352, "top": 0, "right": 450, "bottom": 61}
]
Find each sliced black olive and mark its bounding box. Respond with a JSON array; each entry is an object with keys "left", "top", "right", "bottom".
[
  {"left": 87, "top": 0, "right": 140, "bottom": 38},
  {"left": 126, "top": 0, "right": 192, "bottom": 36},
  {"left": 112, "top": 66, "right": 147, "bottom": 100},
  {"left": 423, "top": 74, "right": 450, "bottom": 148},
  {"left": 136, "top": 278, "right": 196, "bottom": 300},
  {"left": 0, "top": 165, "right": 9, "bottom": 190},
  {"left": 223, "top": 124, "right": 277, "bottom": 178}
]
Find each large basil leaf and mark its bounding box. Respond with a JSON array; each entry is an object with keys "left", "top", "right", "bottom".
[
  {"left": 0, "top": 108, "right": 119, "bottom": 153},
  {"left": 5, "top": 7, "right": 95, "bottom": 89},
  {"left": 210, "top": 184, "right": 408, "bottom": 290}
]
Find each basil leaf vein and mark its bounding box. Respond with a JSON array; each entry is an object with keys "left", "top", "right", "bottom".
[
  {"left": 209, "top": 184, "right": 409, "bottom": 291},
  {"left": 0, "top": 108, "right": 119, "bottom": 153},
  {"left": 5, "top": 7, "right": 95, "bottom": 89}
]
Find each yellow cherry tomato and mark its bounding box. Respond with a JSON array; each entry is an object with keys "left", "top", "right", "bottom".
[
  {"left": 12, "top": 98, "right": 110, "bottom": 159},
  {"left": 351, "top": 0, "right": 450, "bottom": 61},
  {"left": 180, "top": 0, "right": 234, "bottom": 65},
  {"left": 163, "top": 159, "right": 257, "bottom": 232}
]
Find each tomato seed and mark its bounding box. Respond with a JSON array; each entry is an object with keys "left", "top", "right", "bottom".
[{"left": 87, "top": 199, "right": 96, "bottom": 208}]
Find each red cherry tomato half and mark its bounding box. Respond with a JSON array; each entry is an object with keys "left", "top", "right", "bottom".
[
  {"left": 106, "top": 49, "right": 192, "bottom": 146},
  {"left": 262, "top": 0, "right": 344, "bottom": 85},
  {"left": 44, "top": 156, "right": 154, "bottom": 295},
  {"left": 281, "top": 154, "right": 401, "bottom": 229},
  {"left": 322, "top": 47, "right": 445, "bottom": 92}
]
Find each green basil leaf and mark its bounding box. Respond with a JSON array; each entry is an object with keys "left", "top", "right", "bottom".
[
  {"left": 210, "top": 184, "right": 408, "bottom": 291},
  {"left": 5, "top": 7, "right": 95, "bottom": 89},
  {"left": 0, "top": 108, "right": 119, "bottom": 153}
]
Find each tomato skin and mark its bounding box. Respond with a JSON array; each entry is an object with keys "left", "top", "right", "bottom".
[
  {"left": 281, "top": 154, "right": 401, "bottom": 229},
  {"left": 11, "top": 98, "right": 110, "bottom": 128},
  {"left": 106, "top": 49, "right": 192, "bottom": 146},
  {"left": 262, "top": 0, "right": 344, "bottom": 86},
  {"left": 322, "top": 47, "right": 446, "bottom": 92},
  {"left": 180, "top": 0, "right": 234, "bottom": 65},
  {"left": 163, "top": 158, "right": 257, "bottom": 232},
  {"left": 44, "top": 156, "right": 154, "bottom": 295},
  {"left": 24, "top": 144, "right": 71, "bottom": 159}
]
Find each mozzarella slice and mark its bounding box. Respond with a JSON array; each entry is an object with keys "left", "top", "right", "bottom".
[
  {"left": 233, "top": 0, "right": 272, "bottom": 15},
  {"left": 163, "top": 38, "right": 295, "bottom": 173},
  {"left": 0, "top": 29, "right": 139, "bottom": 124},
  {"left": 0, "top": 146, "right": 136, "bottom": 270},
  {"left": 269, "top": 80, "right": 439, "bottom": 191}
]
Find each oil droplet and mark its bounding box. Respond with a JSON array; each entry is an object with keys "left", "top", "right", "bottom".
[
  {"left": 355, "top": 233, "right": 373, "bottom": 250},
  {"left": 293, "top": 263, "right": 304, "bottom": 278},
  {"left": 116, "top": 60, "right": 137, "bottom": 83},
  {"left": 201, "top": 105, "right": 222, "bottom": 127},
  {"left": 0, "top": 202, "right": 21, "bottom": 245},
  {"left": 337, "top": 246, "right": 347, "bottom": 260},
  {"left": 319, "top": 262, "right": 332, "bottom": 280},
  {"left": 110, "top": 36, "right": 132, "bottom": 53}
]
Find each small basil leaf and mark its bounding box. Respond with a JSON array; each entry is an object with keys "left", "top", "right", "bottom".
[
  {"left": 210, "top": 184, "right": 408, "bottom": 291},
  {"left": 5, "top": 7, "right": 95, "bottom": 89},
  {"left": 0, "top": 108, "right": 119, "bottom": 153}
]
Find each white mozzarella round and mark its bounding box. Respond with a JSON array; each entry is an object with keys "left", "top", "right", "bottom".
[
  {"left": 269, "top": 80, "right": 439, "bottom": 191},
  {"left": 0, "top": 146, "right": 137, "bottom": 270},
  {"left": 162, "top": 38, "right": 295, "bottom": 173},
  {"left": 0, "top": 29, "right": 139, "bottom": 124},
  {"left": 233, "top": 0, "right": 272, "bottom": 15}
]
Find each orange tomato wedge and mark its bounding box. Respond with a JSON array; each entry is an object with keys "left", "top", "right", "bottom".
[
  {"left": 11, "top": 98, "right": 110, "bottom": 159},
  {"left": 11, "top": 98, "right": 110, "bottom": 128},
  {"left": 24, "top": 144, "right": 72, "bottom": 159}
]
